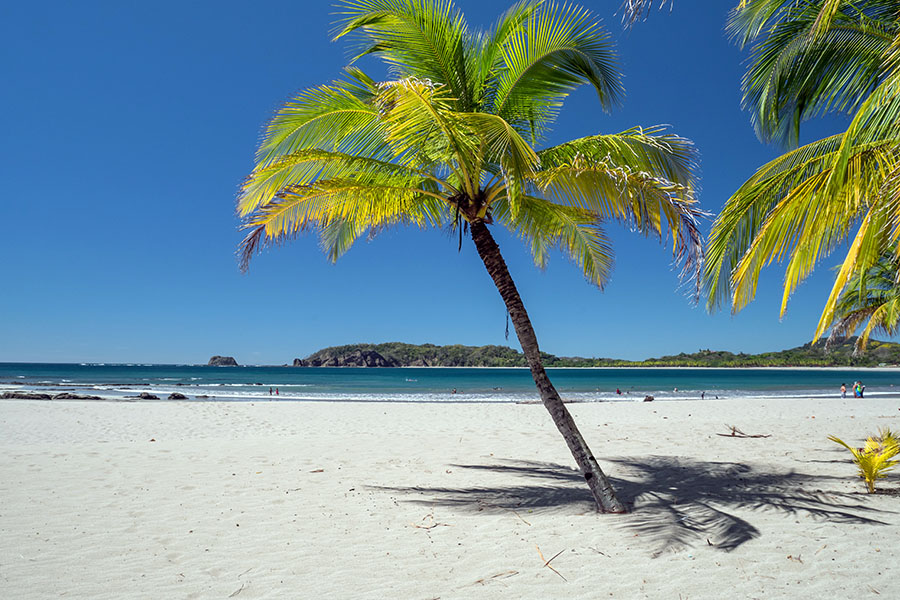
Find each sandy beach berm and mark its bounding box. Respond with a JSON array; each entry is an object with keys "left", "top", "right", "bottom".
[{"left": 1, "top": 397, "right": 898, "bottom": 598}]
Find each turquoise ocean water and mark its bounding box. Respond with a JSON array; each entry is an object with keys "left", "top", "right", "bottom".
[{"left": 1, "top": 363, "right": 898, "bottom": 403}]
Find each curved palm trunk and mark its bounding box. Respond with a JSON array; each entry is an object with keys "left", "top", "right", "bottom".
[{"left": 470, "top": 220, "right": 626, "bottom": 513}]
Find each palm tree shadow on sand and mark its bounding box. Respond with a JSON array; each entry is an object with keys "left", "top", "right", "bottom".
[{"left": 374, "top": 456, "right": 892, "bottom": 556}]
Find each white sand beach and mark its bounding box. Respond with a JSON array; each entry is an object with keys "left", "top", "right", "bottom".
[{"left": 2, "top": 397, "right": 899, "bottom": 599}]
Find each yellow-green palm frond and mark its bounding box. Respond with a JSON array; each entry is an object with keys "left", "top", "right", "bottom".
[
  {"left": 334, "top": 0, "right": 476, "bottom": 110},
  {"left": 471, "top": 1, "right": 543, "bottom": 109},
  {"left": 826, "top": 249, "right": 900, "bottom": 350},
  {"left": 256, "top": 69, "right": 386, "bottom": 169},
  {"left": 812, "top": 204, "right": 894, "bottom": 338},
  {"left": 809, "top": 0, "right": 856, "bottom": 40},
  {"left": 375, "top": 77, "right": 480, "bottom": 195},
  {"left": 704, "top": 134, "right": 899, "bottom": 315},
  {"left": 857, "top": 296, "right": 900, "bottom": 347},
  {"left": 238, "top": 149, "right": 449, "bottom": 218},
  {"left": 491, "top": 194, "right": 614, "bottom": 288},
  {"left": 730, "top": 1, "right": 900, "bottom": 49},
  {"left": 703, "top": 136, "right": 844, "bottom": 312},
  {"left": 829, "top": 433, "right": 899, "bottom": 493},
  {"left": 533, "top": 128, "right": 703, "bottom": 289},
  {"left": 460, "top": 111, "right": 539, "bottom": 212},
  {"left": 531, "top": 168, "right": 703, "bottom": 291},
  {"left": 826, "top": 59, "right": 900, "bottom": 196},
  {"left": 538, "top": 127, "right": 698, "bottom": 187},
  {"left": 490, "top": 1, "right": 622, "bottom": 137},
  {"left": 874, "top": 427, "right": 899, "bottom": 449},
  {"left": 239, "top": 177, "right": 449, "bottom": 270}
]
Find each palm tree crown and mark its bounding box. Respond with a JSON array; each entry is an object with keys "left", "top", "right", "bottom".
[{"left": 238, "top": 0, "right": 703, "bottom": 283}]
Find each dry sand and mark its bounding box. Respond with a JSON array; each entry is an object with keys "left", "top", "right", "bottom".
[{"left": 1, "top": 397, "right": 898, "bottom": 599}]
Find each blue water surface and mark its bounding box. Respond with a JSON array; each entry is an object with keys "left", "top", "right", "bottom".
[{"left": 1, "top": 363, "right": 898, "bottom": 403}]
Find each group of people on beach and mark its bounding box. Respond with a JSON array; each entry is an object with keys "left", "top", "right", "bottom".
[{"left": 840, "top": 382, "right": 864, "bottom": 398}]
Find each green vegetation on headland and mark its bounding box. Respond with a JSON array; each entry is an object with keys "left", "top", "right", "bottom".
[{"left": 294, "top": 337, "right": 900, "bottom": 368}]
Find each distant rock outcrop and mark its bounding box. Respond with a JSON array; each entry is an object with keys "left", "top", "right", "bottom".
[
  {"left": 2, "top": 391, "right": 52, "bottom": 400},
  {"left": 138, "top": 392, "right": 160, "bottom": 400},
  {"left": 300, "top": 349, "right": 401, "bottom": 367},
  {"left": 52, "top": 393, "right": 102, "bottom": 400},
  {"left": 292, "top": 358, "right": 307, "bottom": 367},
  {"left": 208, "top": 355, "right": 238, "bottom": 366},
  {"left": 168, "top": 392, "right": 188, "bottom": 400}
]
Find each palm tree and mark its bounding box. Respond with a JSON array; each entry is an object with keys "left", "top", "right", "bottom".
[
  {"left": 237, "top": 0, "right": 704, "bottom": 513},
  {"left": 828, "top": 249, "right": 900, "bottom": 350},
  {"left": 703, "top": 1, "right": 900, "bottom": 339}
]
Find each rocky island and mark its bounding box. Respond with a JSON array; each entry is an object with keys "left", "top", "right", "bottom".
[{"left": 208, "top": 355, "right": 238, "bottom": 366}]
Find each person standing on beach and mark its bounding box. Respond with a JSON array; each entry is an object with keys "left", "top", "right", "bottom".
[
  {"left": 858, "top": 382, "right": 865, "bottom": 398},
  {"left": 840, "top": 383, "right": 846, "bottom": 398}
]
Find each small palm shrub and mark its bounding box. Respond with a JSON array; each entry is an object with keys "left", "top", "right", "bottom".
[
  {"left": 829, "top": 431, "right": 900, "bottom": 493},
  {"left": 872, "top": 427, "right": 898, "bottom": 450}
]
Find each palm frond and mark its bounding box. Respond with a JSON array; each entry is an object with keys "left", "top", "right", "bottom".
[
  {"left": 334, "top": 0, "right": 476, "bottom": 110},
  {"left": 375, "top": 77, "right": 481, "bottom": 196},
  {"left": 704, "top": 135, "right": 898, "bottom": 313},
  {"left": 492, "top": 194, "right": 614, "bottom": 288},
  {"left": 490, "top": 1, "right": 622, "bottom": 137},
  {"left": 471, "top": 1, "right": 543, "bottom": 110},
  {"left": 732, "top": 1, "right": 896, "bottom": 145},
  {"left": 238, "top": 148, "right": 449, "bottom": 218},
  {"left": 459, "top": 111, "right": 539, "bottom": 211},
  {"left": 538, "top": 126, "right": 698, "bottom": 187},
  {"left": 531, "top": 133, "right": 704, "bottom": 291},
  {"left": 255, "top": 70, "right": 386, "bottom": 170},
  {"left": 239, "top": 177, "right": 448, "bottom": 270},
  {"left": 618, "top": 0, "right": 672, "bottom": 27}
]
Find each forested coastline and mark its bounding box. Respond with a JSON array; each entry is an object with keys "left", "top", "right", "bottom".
[{"left": 292, "top": 338, "right": 900, "bottom": 368}]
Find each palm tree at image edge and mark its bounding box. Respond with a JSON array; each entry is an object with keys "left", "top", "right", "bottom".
[{"left": 236, "top": 0, "right": 704, "bottom": 513}]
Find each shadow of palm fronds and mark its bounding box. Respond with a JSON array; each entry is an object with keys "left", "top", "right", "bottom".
[{"left": 374, "top": 455, "right": 892, "bottom": 555}]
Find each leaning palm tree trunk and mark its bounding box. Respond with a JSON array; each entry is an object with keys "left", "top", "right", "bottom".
[{"left": 470, "top": 220, "right": 626, "bottom": 513}]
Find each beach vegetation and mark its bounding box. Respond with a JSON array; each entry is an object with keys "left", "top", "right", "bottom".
[
  {"left": 702, "top": 1, "right": 900, "bottom": 343},
  {"left": 828, "top": 252, "right": 900, "bottom": 352},
  {"left": 298, "top": 336, "right": 900, "bottom": 367},
  {"left": 236, "top": 0, "right": 705, "bottom": 513},
  {"left": 873, "top": 426, "right": 899, "bottom": 448},
  {"left": 829, "top": 431, "right": 900, "bottom": 493}
]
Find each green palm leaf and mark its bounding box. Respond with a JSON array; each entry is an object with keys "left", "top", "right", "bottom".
[
  {"left": 492, "top": 194, "right": 615, "bottom": 287},
  {"left": 490, "top": 1, "right": 622, "bottom": 138},
  {"left": 335, "top": 0, "right": 475, "bottom": 110},
  {"left": 730, "top": 0, "right": 898, "bottom": 146}
]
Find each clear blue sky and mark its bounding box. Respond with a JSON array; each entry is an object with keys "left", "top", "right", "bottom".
[{"left": 0, "top": 1, "right": 862, "bottom": 364}]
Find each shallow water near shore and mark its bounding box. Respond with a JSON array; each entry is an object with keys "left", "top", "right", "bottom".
[{"left": 1, "top": 362, "right": 899, "bottom": 403}]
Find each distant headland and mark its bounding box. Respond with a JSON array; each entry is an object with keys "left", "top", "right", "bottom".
[{"left": 282, "top": 338, "right": 900, "bottom": 368}]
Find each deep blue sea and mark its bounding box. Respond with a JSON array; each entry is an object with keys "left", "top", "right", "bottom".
[{"left": 1, "top": 363, "right": 898, "bottom": 403}]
